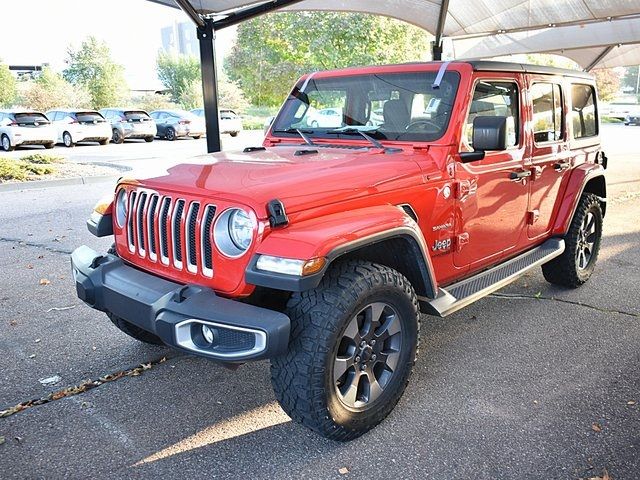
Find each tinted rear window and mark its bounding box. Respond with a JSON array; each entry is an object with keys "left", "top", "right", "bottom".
[
  {"left": 76, "top": 112, "right": 105, "bottom": 122},
  {"left": 571, "top": 84, "right": 598, "bottom": 139},
  {"left": 15, "top": 113, "right": 49, "bottom": 123},
  {"left": 124, "top": 111, "right": 150, "bottom": 120}
]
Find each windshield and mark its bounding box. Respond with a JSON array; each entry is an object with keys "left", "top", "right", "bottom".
[{"left": 272, "top": 70, "right": 460, "bottom": 142}]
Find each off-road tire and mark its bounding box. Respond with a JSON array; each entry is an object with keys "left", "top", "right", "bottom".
[
  {"left": 270, "top": 260, "right": 420, "bottom": 441},
  {"left": 107, "top": 312, "right": 164, "bottom": 345},
  {"left": 542, "top": 193, "right": 603, "bottom": 287}
]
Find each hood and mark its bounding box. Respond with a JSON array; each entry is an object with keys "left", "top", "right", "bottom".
[{"left": 130, "top": 145, "right": 424, "bottom": 219}]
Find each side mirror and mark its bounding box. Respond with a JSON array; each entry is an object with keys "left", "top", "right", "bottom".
[{"left": 459, "top": 116, "right": 508, "bottom": 163}]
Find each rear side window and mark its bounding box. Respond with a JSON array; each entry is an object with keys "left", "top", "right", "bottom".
[
  {"left": 531, "top": 83, "right": 563, "bottom": 143},
  {"left": 571, "top": 84, "right": 597, "bottom": 138},
  {"left": 465, "top": 81, "right": 519, "bottom": 148}
]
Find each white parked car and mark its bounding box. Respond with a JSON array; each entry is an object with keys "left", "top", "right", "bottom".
[
  {"left": 0, "top": 110, "right": 57, "bottom": 152},
  {"left": 191, "top": 108, "right": 243, "bottom": 137},
  {"left": 306, "top": 108, "right": 343, "bottom": 128},
  {"left": 46, "top": 109, "right": 112, "bottom": 147}
]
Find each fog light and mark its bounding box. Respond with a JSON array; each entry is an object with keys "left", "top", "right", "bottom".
[{"left": 201, "top": 324, "right": 215, "bottom": 344}]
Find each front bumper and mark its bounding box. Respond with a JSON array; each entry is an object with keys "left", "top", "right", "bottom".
[{"left": 71, "top": 245, "right": 290, "bottom": 362}]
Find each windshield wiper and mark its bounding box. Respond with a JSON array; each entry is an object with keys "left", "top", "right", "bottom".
[
  {"left": 272, "top": 128, "right": 315, "bottom": 146},
  {"left": 326, "top": 127, "right": 390, "bottom": 151}
]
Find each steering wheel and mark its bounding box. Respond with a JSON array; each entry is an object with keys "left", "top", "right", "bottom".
[{"left": 405, "top": 120, "right": 440, "bottom": 132}]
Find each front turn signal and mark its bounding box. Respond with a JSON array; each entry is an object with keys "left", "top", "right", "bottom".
[{"left": 93, "top": 195, "right": 113, "bottom": 215}]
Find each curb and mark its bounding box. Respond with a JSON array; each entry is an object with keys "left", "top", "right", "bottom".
[{"left": 0, "top": 175, "right": 120, "bottom": 193}]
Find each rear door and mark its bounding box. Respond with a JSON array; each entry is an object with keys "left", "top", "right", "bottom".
[
  {"left": 527, "top": 78, "right": 572, "bottom": 239},
  {"left": 454, "top": 76, "right": 530, "bottom": 269}
]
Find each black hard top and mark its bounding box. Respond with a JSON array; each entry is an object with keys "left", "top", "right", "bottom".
[{"left": 466, "top": 60, "right": 593, "bottom": 80}]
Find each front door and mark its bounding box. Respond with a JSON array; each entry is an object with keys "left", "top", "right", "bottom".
[{"left": 454, "top": 77, "right": 530, "bottom": 269}]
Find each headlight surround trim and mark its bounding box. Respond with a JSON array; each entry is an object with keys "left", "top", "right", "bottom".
[
  {"left": 115, "top": 188, "right": 127, "bottom": 228},
  {"left": 214, "top": 207, "right": 256, "bottom": 258}
]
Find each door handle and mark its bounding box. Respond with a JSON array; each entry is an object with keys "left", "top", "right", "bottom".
[
  {"left": 553, "top": 161, "right": 571, "bottom": 172},
  {"left": 509, "top": 170, "right": 532, "bottom": 181}
]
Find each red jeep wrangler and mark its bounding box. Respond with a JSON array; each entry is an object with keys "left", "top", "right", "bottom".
[{"left": 73, "top": 61, "right": 606, "bottom": 440}]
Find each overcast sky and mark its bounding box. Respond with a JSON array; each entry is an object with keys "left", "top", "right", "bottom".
[{"left": 0, "top": 0, "right": 237, "bottom": 89}]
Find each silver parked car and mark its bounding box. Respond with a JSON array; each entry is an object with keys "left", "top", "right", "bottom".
[
  {"left": 99, "top": 108, "right": 156, "bottom": 144},
  {"left": 46, "top": 109, "right": 111, "bottom": 147},
  {"left": 0, "top": 110, "right": 57, "bottom": 152},
  {"left": 150, "top": 110, "right": 206, "bottom": 141}
]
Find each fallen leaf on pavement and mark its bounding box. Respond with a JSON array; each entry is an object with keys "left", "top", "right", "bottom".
[
  {"left": 34, "top": 339, "right": 41, "bottom": 343},
  {"left": 26, "top": 264, "right": 33, "bottom": 269},
  {"left": 339, "top": 467, "right": 349, "bottom": 475},
  {"left": 592, "top": 423, "right": 602, "bottom": 432},
  {"left": 0, "top": 436, "right": 5, "bottom": 445},
  {"left": 627, "top": 400, "right": 636, "bottom": 405},
  {"left": 39, "top": 278, "right": 50, "bottom": 286},
  {"left": 28, "top": 354, "right": 36, "bottom": 359},
  {"left": 9, "top": 320, "right": 17, "bottom": 326}
]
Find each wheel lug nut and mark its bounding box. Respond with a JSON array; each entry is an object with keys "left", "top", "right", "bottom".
[
  {"left": 370, "top": 339, "right": 376, "bottom": 345},
  {"left": 360, "top": 364, "right": 366, "bottom": 371},
  {"left": 360, "top": 341, "right": 367, "bottom": 348},
  {"left": 371, "top": 354, "right": 377, "bottom": 361},
  {"left": 355, "top": 356, "right": 361, "bottom": 362}
]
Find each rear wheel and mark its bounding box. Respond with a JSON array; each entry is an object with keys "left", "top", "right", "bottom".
[
  {"left": 99, "top": 139, "right": 109, "bottom": 146},
  {"left": 1, "top": 134, "right": 14, "bottom": 152},
  {"left": 271, "top": 260, "right": 419, "bottom": 441},
  {"left": 542, "top": 193, "right": 603, "bottom": 287},
  {"left": 165, "top": 127, "right": 176, "bottom": 141},
  {"left": 112, "top": 129, "right": 124, "bottom": 144},
  {"left": 192, "top": 135, "right": 201, "bottom": 140},
  {"left": 229, "top": 132, "right": 238, "bottom": 137},
  {"left": 44, "top": 142, "right": 55, "bottom": 149},
  {"left": 144, "top": 136, "right": 154, "bottom": 143},
  {"left": 63, "top": 131, "right": 75, "bottom": 148}
]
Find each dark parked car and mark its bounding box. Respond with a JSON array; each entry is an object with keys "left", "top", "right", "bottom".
[
  {"left": 150, "top": 110, "right": 206, "bottom": 141},
  {"left": 99, "top": 108, "right": 156, "bottom": 144}
]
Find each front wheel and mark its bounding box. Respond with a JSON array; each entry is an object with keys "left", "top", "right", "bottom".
[
  {"left": 542, "top": 193, "right": 603, "bottom": 287},
  {"left": 271, "top": 260, "right": 419, "bottom": 441},
  {"left": 1, "top": 134, "right": 14, "bottom": 152},
  {"left": 63, "top": 131, "right": 75, "bottom": 148},
  {"left": 112, "top": 129, "right": 124, "bottom": 144},
  {"left": 165, "top": 127, "right": 176, "bottom": 141}
]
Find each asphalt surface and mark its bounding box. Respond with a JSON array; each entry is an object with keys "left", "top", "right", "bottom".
[{"left": 0, "top": 125, "right": 638, "bottom": 479}]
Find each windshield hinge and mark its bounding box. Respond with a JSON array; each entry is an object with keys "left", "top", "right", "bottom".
[{"left": 267, "top": 199, "right": 289, "bottom": 228}]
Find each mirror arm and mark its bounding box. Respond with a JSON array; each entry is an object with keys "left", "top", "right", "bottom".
[{"left": 459, "top": 150, "right": 485, "bottom": 163}]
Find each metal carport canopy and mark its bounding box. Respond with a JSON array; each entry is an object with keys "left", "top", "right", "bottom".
[{"left": 149, "top": 0, "right": 640, "bottom": 152}]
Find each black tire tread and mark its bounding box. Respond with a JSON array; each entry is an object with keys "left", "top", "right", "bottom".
[
  {"left": 270, "top": 260, "right": 419, "bottom": 441},
  {"left": 542, "top": 193, "right": 602, "bottom": 287}
]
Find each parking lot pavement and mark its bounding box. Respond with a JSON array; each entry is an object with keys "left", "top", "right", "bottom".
[{"left": 0, "top": 125, "right": 638, "bottom": 479}]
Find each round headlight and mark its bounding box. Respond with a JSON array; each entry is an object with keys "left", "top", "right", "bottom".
[
  {"left": 115, "top": 189, "right": 127, "bottom": 228},
  {"left": 214, "top": 208, "right": 255, "bottom": 257},
  {"left": 228, "top": 209, "right": 254, "bottom": 250}
]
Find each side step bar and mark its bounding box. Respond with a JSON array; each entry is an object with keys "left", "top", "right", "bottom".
[{"left": 423, "top": 238, "right": 565, "bottom": 317}]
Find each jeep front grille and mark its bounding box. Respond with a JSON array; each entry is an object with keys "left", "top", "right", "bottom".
[{"left": 125, "top": 190, "right": 216, "bottom": 277}]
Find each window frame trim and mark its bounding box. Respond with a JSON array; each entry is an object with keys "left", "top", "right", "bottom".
[
  {"left": 530, "top": 81, "right": 566, "bottom": 146},
  {"left": 570, "top": 82, "right": 599, "bottom": 141}
]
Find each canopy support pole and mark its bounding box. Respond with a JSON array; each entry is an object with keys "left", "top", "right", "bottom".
[
  {"left": 197, "top": 18, "right": 222, "bottom": 153},
  {"left": 432, "top": 0, "right": 450, "bottom": 61},
  {"left": 585, "top": 45, "right": 615, "bottom": 72}
]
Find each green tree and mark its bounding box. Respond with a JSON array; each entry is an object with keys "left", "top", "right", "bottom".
[
  {"left": 0, "top": 62, "right": 17, "bottom": 108},
  {"left": 156, "top": 52, "right": 201, "bottom": 104},
  {"left": 20, "top": 67, "right": 91, "bottom": 112},
  {"left": 225, "top": 12, "right": 429, "bottom": 106},
  {"left": 63, "top": 36, "right": 128, "bottom": 109},
  {"left": 593, "top": 68, "right": 620, "bottom": 102}
]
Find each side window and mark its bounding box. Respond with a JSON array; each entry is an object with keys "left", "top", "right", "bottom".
[
  {"left": 531, "top": 82, "right": 563, "bottom": 143},
  {"left": 465, "top": 81, "right": 519, "bottom": 148},
  {"left": 571, "top": 84, "right": 597, "bottom": 138}
]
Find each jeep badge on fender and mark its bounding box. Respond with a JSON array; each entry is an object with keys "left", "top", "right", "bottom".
[{"left": 72, "top": 61, "right": 606, "bottom": 441}]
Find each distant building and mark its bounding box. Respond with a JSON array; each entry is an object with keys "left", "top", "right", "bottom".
[
  {"left": 9, "top": 64, "right": 49, "bottom": 80},
  {"left": 161, "top": 21, "right": 198, "bottom": 57}
]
